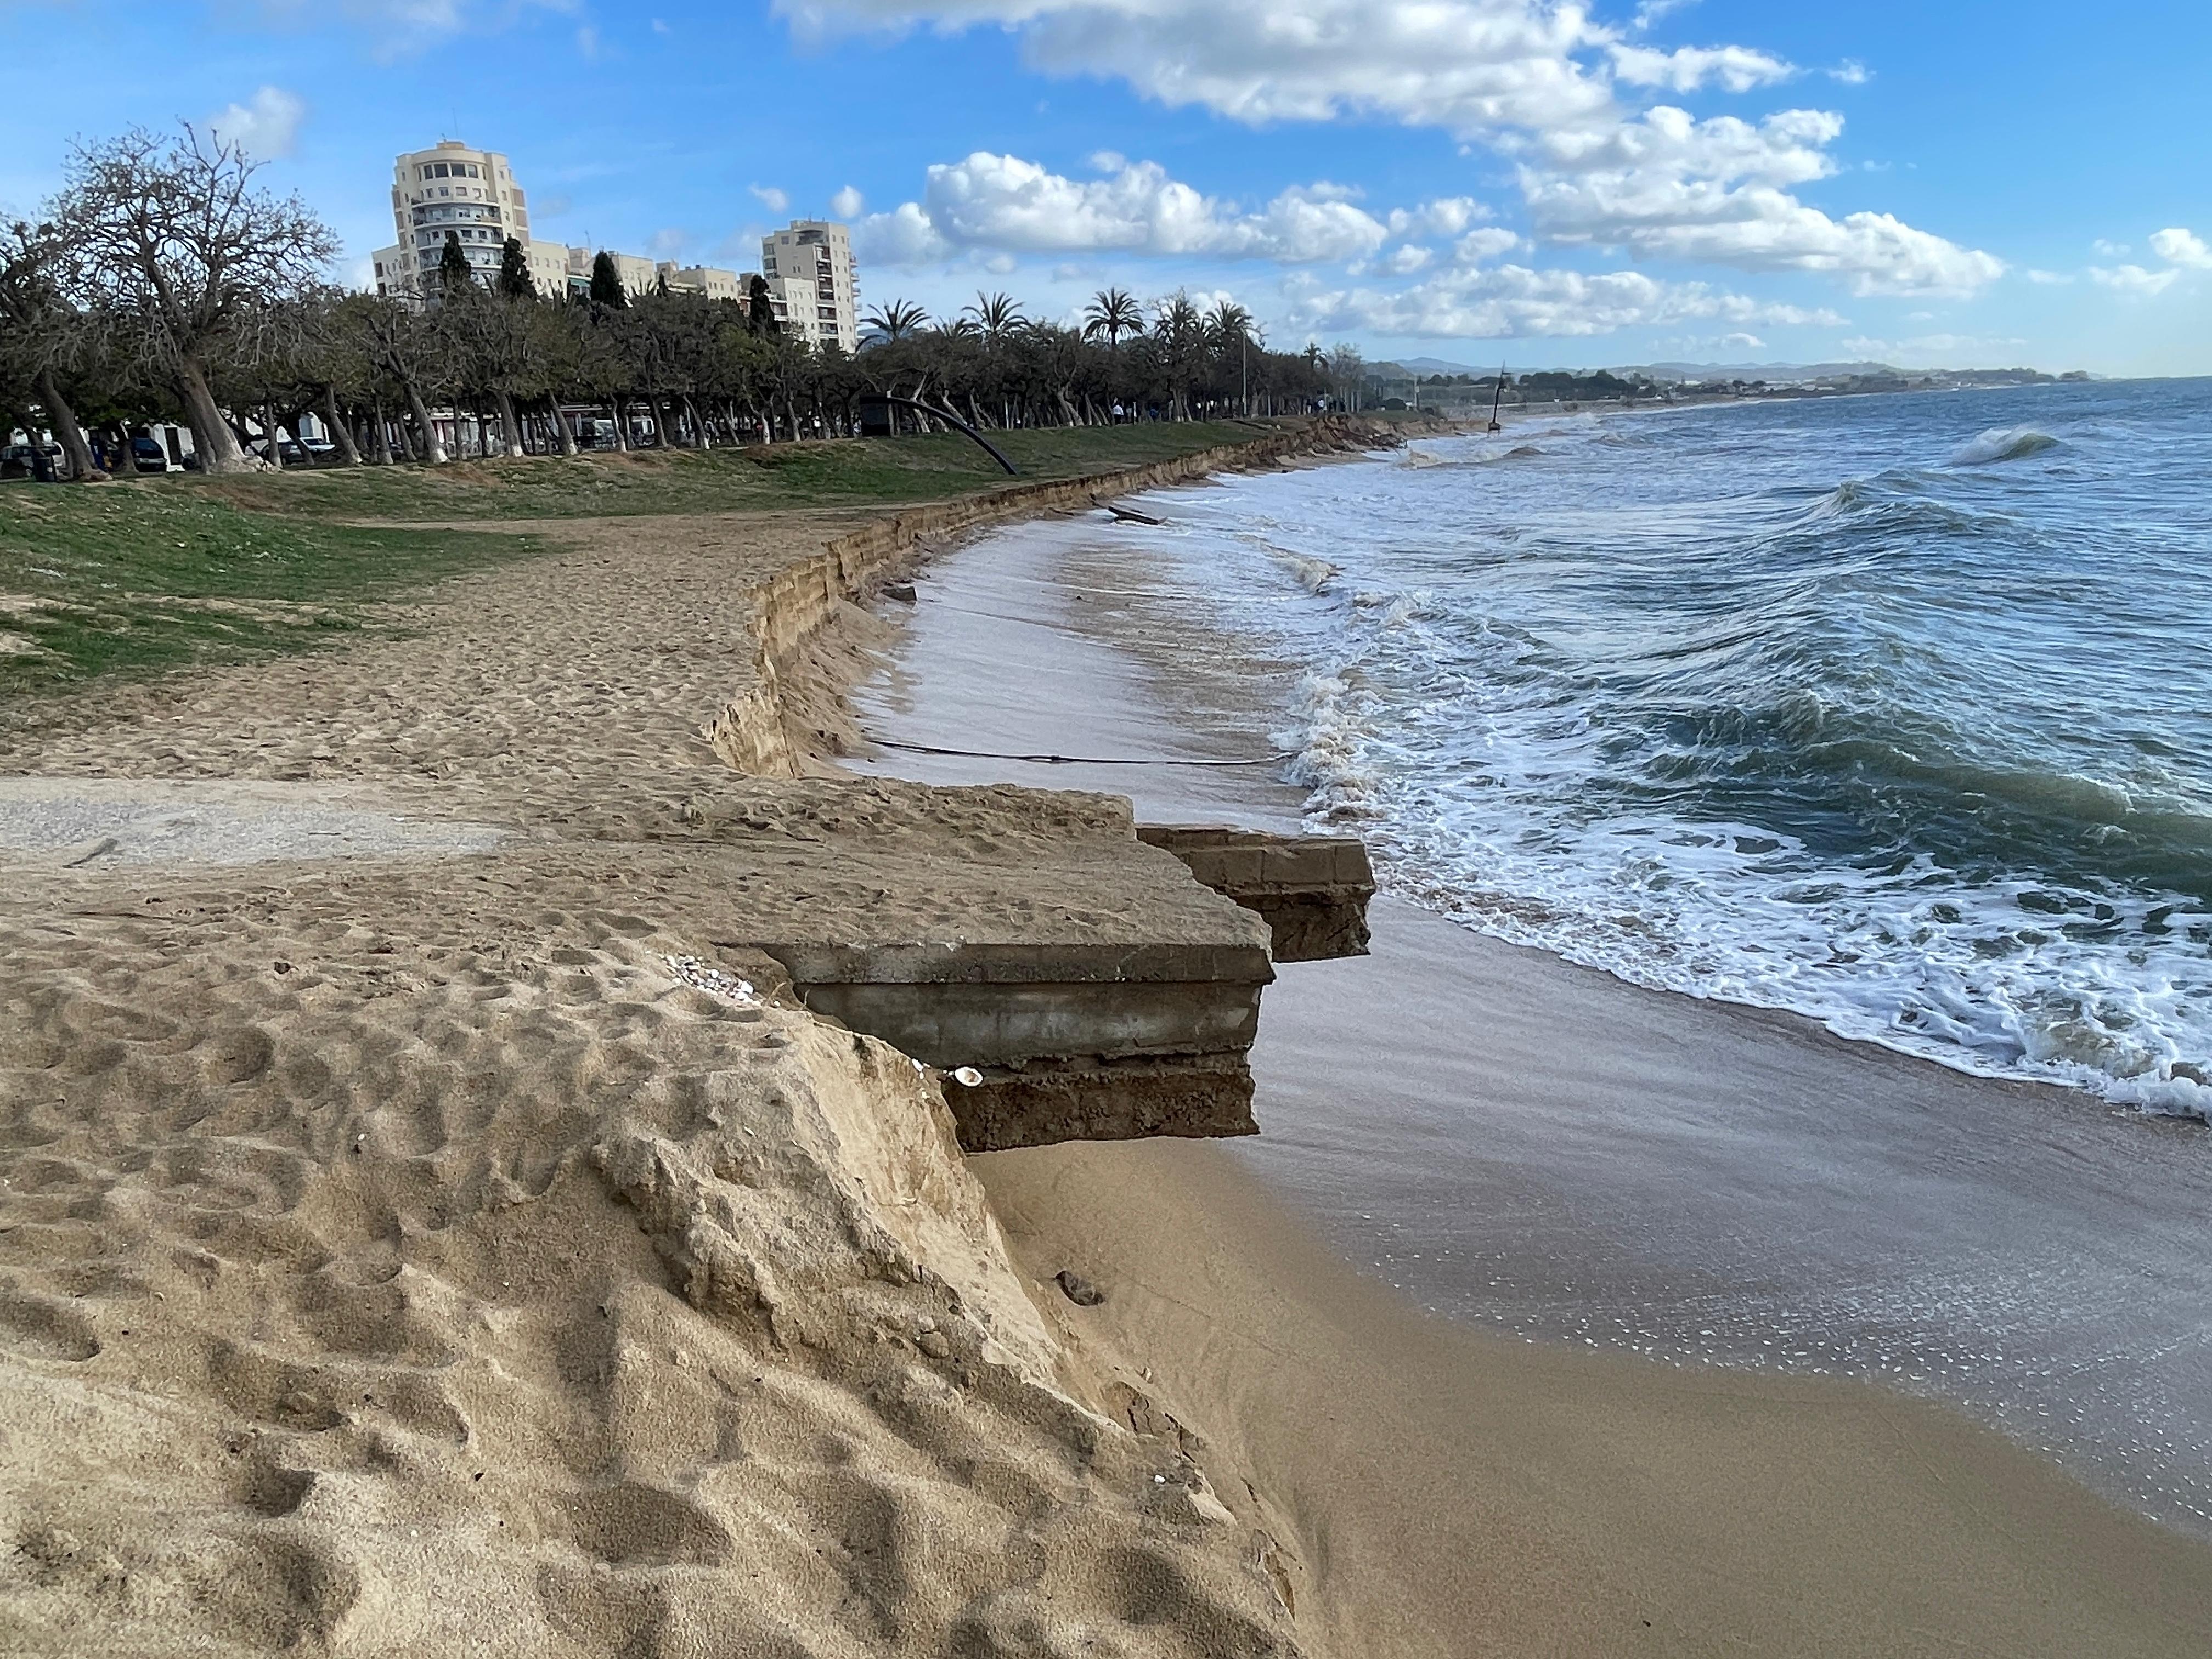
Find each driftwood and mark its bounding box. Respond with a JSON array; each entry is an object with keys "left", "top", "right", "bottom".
[{"left": 1096, "top": 497, "right": 1164, "bottom": 526}]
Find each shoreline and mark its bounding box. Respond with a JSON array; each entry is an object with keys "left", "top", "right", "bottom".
[
  {"left": 5, "top": 418, "right": 2210, "bottom": 1652},
  {"left": 839, "top": 448, "right": 2212, "bottom": 1637}
]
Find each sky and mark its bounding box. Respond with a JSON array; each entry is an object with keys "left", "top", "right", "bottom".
[{"left": 3, "top": 0, "right": 2208, "bottom": 375}]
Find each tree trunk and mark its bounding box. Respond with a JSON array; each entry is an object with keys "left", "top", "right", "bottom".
[
  {"left": 263, "top": 399, "right": 286, "bottom": 469},
  {"left": 35, "top": 369, "right": 102, "bottom": 481},
  {"left": 611, "top": 398, "right": 630, "bottom": 452},
  {"left": 321, "top": 387, "right": 363, "bottom": 466},
  {"left": 403, "top": 380, "right": 447, "bottom": 464},
  {"left": 549, "top": 399, "right": 579, "bottom": 457},
  {"left": 492, "top": 389, "right": 526, "bottom": 458},
  {"left": 683, "top": 394, "right": 711, "bottom": 450},
  {"left": 174, "top": 359, "right": 258, "bottom": 473}
]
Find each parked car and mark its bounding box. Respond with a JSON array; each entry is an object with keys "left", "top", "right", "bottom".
[
  {"left": 129, "top": 435, "right": 170, "bottom": 473},
  {"left": 252, "top": 437, "right": 337, "bottom": 466},
  {"left": 1, "top": 442, "right": 64, "bottom": 479}
]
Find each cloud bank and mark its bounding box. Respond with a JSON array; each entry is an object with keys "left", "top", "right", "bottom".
[
  {"left": 785, "top": 0, "right": 2004, "bottom": 299},
  {"left": 856, "top": 152, "right": 1414, "bottom": 266}
]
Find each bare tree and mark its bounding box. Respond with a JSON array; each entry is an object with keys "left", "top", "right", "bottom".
[
  {"left": 336, "top": 289, "right": 452, "bottom": 463},
  {"left": 55, "top": 125, "right": 335, "bottom": 473},
  {"left": 0, "top": 217, "right": 103, "bottom": 478}
]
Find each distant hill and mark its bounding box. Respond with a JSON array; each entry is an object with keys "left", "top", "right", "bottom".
[
  {"left": 1607, "top": 360, "right": 1899, "bottom": 383},
  {"left": 1376, "top": 357, "right": 1904, "bottom": 383}
]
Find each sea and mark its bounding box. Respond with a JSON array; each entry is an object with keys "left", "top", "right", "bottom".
[
  {"left": 850, "top": 377, "right": 2212, "bottom": 1533},
  {"left": 1156, "top": 379, "right": 2212, "bottom": 1118}
]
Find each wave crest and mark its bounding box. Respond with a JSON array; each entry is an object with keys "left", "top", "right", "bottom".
[{"left": 1949, "top": 426, "right": 2059, "bottom": 466}]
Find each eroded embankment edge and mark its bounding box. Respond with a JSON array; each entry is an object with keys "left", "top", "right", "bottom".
[{"left": 701, "top": 417, "right": 1413, "bottom": 775}]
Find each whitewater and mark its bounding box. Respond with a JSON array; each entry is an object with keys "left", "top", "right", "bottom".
[{"left": 1152, "top": 379, "right": 2212, "bottom": 1116}]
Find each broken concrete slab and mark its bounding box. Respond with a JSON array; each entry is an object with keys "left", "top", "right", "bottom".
[
  {"left": 1136, "top": 825, "right": 1375, "bottom": 961},
  {"left": 759, "top": 939, "right": 1274, "bottom": 1152}
]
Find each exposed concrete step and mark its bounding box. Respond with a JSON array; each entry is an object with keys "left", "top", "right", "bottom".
[
  {"left": 1136, "top": 825, "right": 1375, "bottom": 961},
  {"left": 759, "top": 940, "right": 1273, "bottom": 1152}
]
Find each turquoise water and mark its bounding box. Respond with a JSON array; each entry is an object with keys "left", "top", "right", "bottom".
[{"left": 1164, "top": 380, "right": 2212, "bottom": 1113}]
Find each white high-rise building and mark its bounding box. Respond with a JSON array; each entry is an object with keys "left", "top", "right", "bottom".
[
  {"left": 368, "top": 146, "right": 858, "bottom": 339},
  {"left": 371, "top": 141, "right": 540, "bottom": 296},
  {"left": 760, "top": 221, "right": 861, "bottom": 353}
]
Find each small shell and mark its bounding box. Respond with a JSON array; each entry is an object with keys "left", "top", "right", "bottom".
[{"left": 950, "top": 1066, "right": 984, "bottom": 1088}]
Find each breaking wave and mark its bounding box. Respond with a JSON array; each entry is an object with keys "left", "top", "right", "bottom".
[
  {"left": 1949, "top": 425, "right": 2059, "bottom": 466},
  {"left": 1142, "top": 381, "right": 2212, "bottom": 1119}
]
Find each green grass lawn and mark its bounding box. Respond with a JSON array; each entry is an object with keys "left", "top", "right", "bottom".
[
  {"left": 1, "top": 420, "right": 1300, "bottom": 698},
  {"left": 183, "top": 420, "right": 1286, "bottom": 523},
  {"left": 0, "top": 486, "right": 543, "bottom": 695}
]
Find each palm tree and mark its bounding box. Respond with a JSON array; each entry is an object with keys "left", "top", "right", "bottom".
[
  {"left": 1153, "top": 291, "right": 1204, "bottom": 420},
  {"left": 964, "top": 291, "right": 1025, "bottom": 343},
  {"left": 861, "top": 299, "right": 929, "bottom": 343},
  {"left": 1153, "top": 291, "right": 1203, "bottom": 348},
  {"left": 1203, "top": 299, "right": 1254, "bottom": 353},
  {"left": 1082, "top": 286, "right": 1142, "bottom": 348}
]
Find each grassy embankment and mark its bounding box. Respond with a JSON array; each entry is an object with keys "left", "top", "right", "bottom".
[{"left": 0, "top": 421, "right": 1279, "bottom": 695}]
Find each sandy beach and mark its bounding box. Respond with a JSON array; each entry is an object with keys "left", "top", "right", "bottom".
[
  {"left": 5, "top": 427, "right": 2211, "bottom": 1654},
  {"left": 850, "top": 455, "right": 2212, "bottom": 1647}
]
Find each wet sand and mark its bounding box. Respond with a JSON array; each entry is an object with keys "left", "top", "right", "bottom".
[{"left": 848, "top": 482, "right": 2212, "bottom": 1629}]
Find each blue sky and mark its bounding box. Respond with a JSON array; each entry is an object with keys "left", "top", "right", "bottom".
[{"left": 4, "top": 0, "right": 2208, "bottom": 374}]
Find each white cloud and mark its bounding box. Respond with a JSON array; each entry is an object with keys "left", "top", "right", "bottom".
[
  {"left": 830, "top": 184, "right": 866, "bottom": 219},
  {"left": 2149, "top": 227, "right": 2211, "bottom": 269},
  {"left": 2024, "top": 269, "right": 2073, "bottom": 285},
  {"left": 751, "top": 183, "right": 791, "bottom": 213},
  {"left": 1453, "top": 227, "right": 1522, "bottom": 263},
  {"left": 576, "top": 24, "right": 601, "bottom": 58},
  {"left": 207, "top": 87, "right": 306, "bottom": 160},
  {"left": 779, "top": 0, "right": 1616, "bottom": 135},
  {"left": 1609, "top": 43, "right": 1793, "bottom": 94},
  {"left": 1528, "top": 104, "right": 1839, "bottom": 187},
  {"left": 648, "top": 227, "right": 688, "bottom": 257},
  {"left": 2090, "top": 264, "right": 2179, "bottom": 297},
  {"left": 1520, "top": 107, "right": 2004, "bottom": 295},
  {"left": 2092, "top": 239, "right": 2130, "bottom": 257},
  {"left": 854, "top": 201, "right": 948, "bottom": 264},
  {"left": 1373, "top": 244, "right": 1434, "bottom": 274},
  {"left": 780, "top": 1, "right": 1995, "bottom": 297},
  {"left": 1718, "top": 331, "right": 1763, "bottom": 348},
  {"left": 1282, "top": 262, "right": 1843, "bottom": 339},
  {"left": 1386, "top": 196, "right": 1491, "bottom": 238},
  {"left": 854, "top": 151, "right": 1393, "bottom": 267}
]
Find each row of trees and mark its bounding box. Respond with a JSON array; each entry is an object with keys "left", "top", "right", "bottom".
[
  {"left": 851, "top": 286, "right": 1344, "bottom": 430},
  {"left": 2, "top": 124, "right": 1351, "bottom": 480}
]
